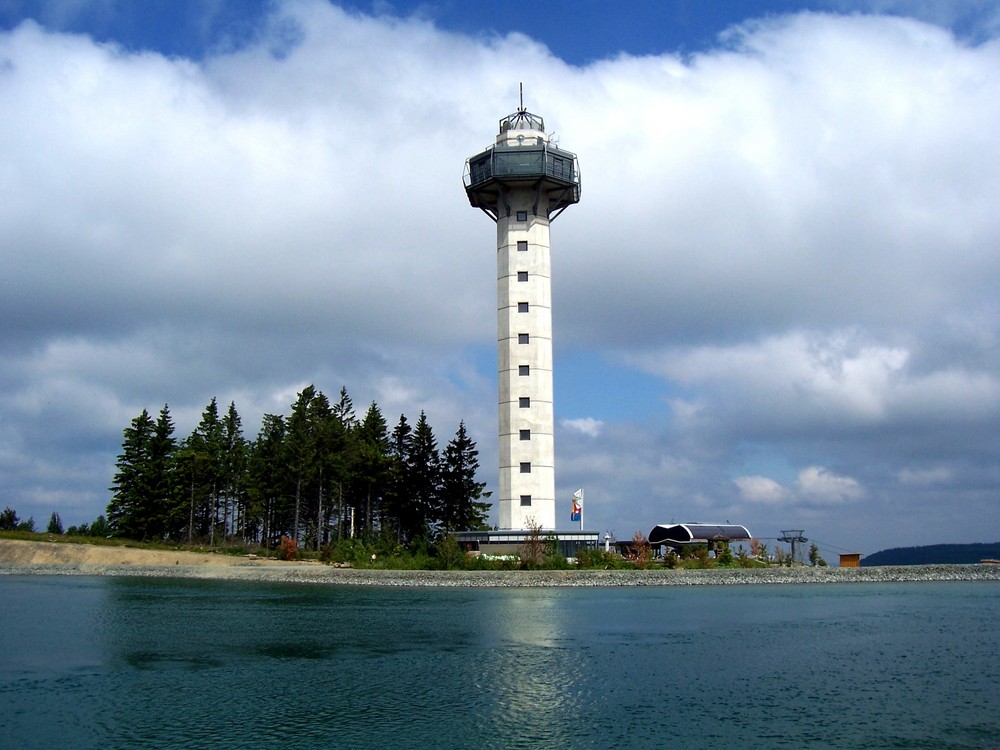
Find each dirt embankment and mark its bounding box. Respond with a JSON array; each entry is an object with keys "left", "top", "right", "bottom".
[{"left": 0, "top": 538, "right": 286, "bottom": 568}]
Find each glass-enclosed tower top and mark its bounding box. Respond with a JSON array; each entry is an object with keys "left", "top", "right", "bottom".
[{"left": 464, "top": 108, "right": 580, "bottom": 222}]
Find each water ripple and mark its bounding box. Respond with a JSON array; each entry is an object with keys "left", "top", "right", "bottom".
[{"left": 2, "top": 577, "right": 999, "bottom": 749}]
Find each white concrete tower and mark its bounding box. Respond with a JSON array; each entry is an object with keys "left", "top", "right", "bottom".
[{"left": 464, "top": 104, "right": 580, "bottom": 531}]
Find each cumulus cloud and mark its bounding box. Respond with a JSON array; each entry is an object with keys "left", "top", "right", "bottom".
[
  {"left": 734, "top": 475, "right": 790, "bottom": 504},
  {"left": 561, "top": 417, "right": 604, "bottom": 437},
  {"left": 632, "top": 328, "right": 1000, "bottom": 438},
  {"left": 2, "top": 2, "right": 1000, "bottom": 552},
  {"left": 735, "top": 466, "right": 863, "bottom": 507},
  {"left": 796, "top": 466, "right": 864, "bottom": 503}
]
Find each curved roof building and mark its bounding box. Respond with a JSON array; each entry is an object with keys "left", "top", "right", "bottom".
[{"left": 648, "top": 523, "right": 752, "bottom": 547}]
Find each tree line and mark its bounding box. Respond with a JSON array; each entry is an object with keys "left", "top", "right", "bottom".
[
  {"left": 0, "top": 508, "right": 107, "bottom": 536},
  {"left": 107, "top": 385, "right": 491, "bottom": 548}
]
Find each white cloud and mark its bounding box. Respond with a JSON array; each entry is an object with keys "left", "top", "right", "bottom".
[
  {"left": 734, "top": 475, "right": 790, "bottom": 504},
  {"left": 735, "top": 466, "right": 863, "bottom": 507},
  {"left": 632, "top": 328, "right": 1000, "bottom": 438},
  {"left": 796, "top": 466, "right": 864, "bottom": 503},
  {"left": 561, "top": 417, "right": 604, "bottom": 437}
]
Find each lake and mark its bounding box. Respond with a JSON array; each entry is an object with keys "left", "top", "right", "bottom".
[{"left": 2, "top": 575, "right": 998, "bottom": 749}]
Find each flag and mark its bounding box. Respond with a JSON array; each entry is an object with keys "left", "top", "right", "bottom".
[{"left": 570, "top": 489, "right": 583, "bottom": 522}]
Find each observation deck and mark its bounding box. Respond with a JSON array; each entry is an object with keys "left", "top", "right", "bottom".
[{"left": 464, "top": 109, "right": 581, "bottom": 221}]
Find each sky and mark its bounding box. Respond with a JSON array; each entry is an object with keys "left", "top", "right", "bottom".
[{"left": 2, "top": 0, "right": 1000, "bottom": 559}]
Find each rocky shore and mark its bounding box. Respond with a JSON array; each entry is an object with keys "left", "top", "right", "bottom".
[{"left": 2, "top": 539, "right": 999, "bottom": 586}]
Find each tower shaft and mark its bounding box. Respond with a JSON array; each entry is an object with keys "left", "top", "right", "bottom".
[
  {"left": 465, "top": 106, "right": 580, "bottom": 531},
  {"left": 497, "top": 193, "right": 555, "bottom": 529}
]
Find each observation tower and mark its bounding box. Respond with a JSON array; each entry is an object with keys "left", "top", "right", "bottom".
[{"left": 464, "top": 101, "right": 580, "bottom": 531}]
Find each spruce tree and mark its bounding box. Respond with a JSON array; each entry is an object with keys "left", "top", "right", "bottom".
[
  {"left": 184, "top": 398, "right": 226, "bottom": 543},
  {"left": 107, "top": 405, "right": 177, "bottom": 541},
  {"left": 406, "top": 411, "right": 441, "bottom": 541},
  {"left": 221, "top": 401, "right": 248, "bottom": 542},
  {"left": 332, "top": 386, "right": 357, "bottom": 430},
  {"left": 354, "top": 402, "right": 391, "bottom": 537},
  {"left": 384, "top": 414, "right": 413, "bottom": 543},
  {"left": 146, "top": 405, "right": 177, "bottom": 539},
  {"left": 0, "top": 507, "right": 19, "bottom": 531},
  {"left": 307, "top": 389, "right": 343, "bottom": 547},
  {"left": 107, "top": 409, "right": 155, "bottom": 539},
  {"left": 285, "top": 386, "right": 319, "bottom": 544},
  {"left": 439, "top": 421, "right": 491, "bottom": 534},
  {"left": 246, "top": 413, "right": 286, "bottom": 546}
]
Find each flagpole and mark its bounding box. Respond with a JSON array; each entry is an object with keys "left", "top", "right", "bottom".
[{"left": 580, "top": 488, "right": 584, "bottom": 531}]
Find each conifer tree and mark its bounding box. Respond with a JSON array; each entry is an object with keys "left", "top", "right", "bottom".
[
  {"left": 285, "top": 386, "right": 319, "bottom": 544},
  {"left": 183, "top": 398, "right": 225, "bottom": 543},
  {"left": 146, "top": 405, "right": 177, "bottom": 539},
  {"left": 107, "top": 405, "right": 178, "bottom": 541},
  {"left": 221, "top": 401, "right": 248, "bottom": 542},
  {"left": 405, "top": 410, "right": 441, "bottom": 541},
  {"left": 307, "top": 388, "right": 342, "bottom": 547},
  {"left": 384, "top": 414, "right": 412, "bottom": 543},
  {"left": 246, "top": 413, "right": 285, "bottom": 546},
  {"left": 333, "top": 386, "right": 357, "bottom": 430},
  {"left": 0, "top": 507, "right": 18, "bottom": 531},
  {"left": 354, "top": 402, "right": 391, "bottom": 536},
  {"left": 107, "top": 409, "right": 155, "bottom": 539},
  {"left": 439, "top": 421, "right": 491, "bottom": 534}
]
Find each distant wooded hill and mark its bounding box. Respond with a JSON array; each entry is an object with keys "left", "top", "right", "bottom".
[{"left": 862, "top": 542, "right": 1000, "bottom": 566}]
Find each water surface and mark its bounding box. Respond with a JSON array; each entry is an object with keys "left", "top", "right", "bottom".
[{"left": 2, "top": 576, "right": 998, "bottom": 749}]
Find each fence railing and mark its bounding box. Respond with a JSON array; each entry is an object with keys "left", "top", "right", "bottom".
[{"left": 465, "top": 146, "right": 579, "bottom": 188}]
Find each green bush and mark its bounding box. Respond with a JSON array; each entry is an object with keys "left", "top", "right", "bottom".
[
  {"left": 464, "top": 554, "right": 518, "bottom": 571},
  {"left": 576, "top": 548, "right": 625, "bottom": 569},
  {"left": 434, "top": 535, "right": 464, "bottom": 570},
  {"left": 540, "top": 552, "right": 570, "bottom": 570},
  {"left": 716, "top": 544, "right": 733, "bottom": 566}
]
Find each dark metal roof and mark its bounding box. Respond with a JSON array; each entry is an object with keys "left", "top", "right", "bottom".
[
  {"left": 648, "top": 523, "right": 751, "bottom": 546},
  {"left": 499, "top": 109, "right": 544, "bottom": 133}
]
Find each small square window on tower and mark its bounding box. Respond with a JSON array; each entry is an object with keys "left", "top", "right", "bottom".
[
  {"left": 517, "top": 271, "right": 528, "bottom": 282},
  {"left": 520, "top": 495, "right": 532, "bottom": 506},
  {"left": 519, "top": 365, "right": 529, "bottom": 376},
  {"left": 519, "top": 429, "right": 530, "bottom": 440},
  {"left": 520, "top": 462, "right": 531, "bottom": 473},
  {"left": 519, "top": 397, "right": 530, "bottom": 408},
  {"left": 517, "top": 302, "right": 528, "bottom": 313},
  {"left": 516, "top": 211, "right": 528, "bottom": 222},
  {"left": 517, "top": 240, "right": 528, "bottom": 252},
  {"left": 518, "top": 333, "right": 529, "bottom": 344}
]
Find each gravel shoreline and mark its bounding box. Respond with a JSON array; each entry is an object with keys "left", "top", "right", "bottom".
[
  {"left": 3, "top": 561, "right": 1000, "bottom": 586},
  {"left": 3, "top": 540, "right": 999, "bottom": 586}
]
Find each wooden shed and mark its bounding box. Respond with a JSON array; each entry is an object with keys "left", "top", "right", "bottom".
[{"left": 839, "top": 552, "right": 862, "bottom": 567}]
